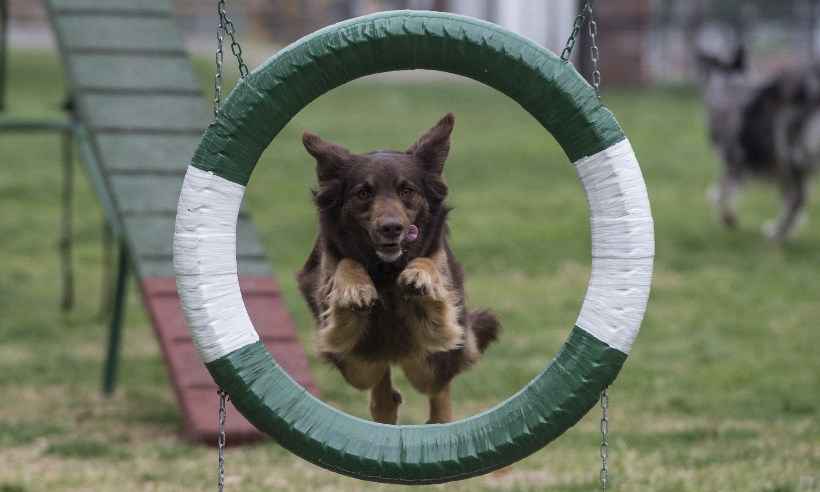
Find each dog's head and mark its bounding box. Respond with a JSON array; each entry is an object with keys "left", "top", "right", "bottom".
[
  {"left": 696, "top": 45, "right": 747, "bottom": 75},
  {"left": 303, "top": 113, "right": 453, "bottom": 265},
  {"left": 694, "top": 39, "right": 749, "bottom": 129}
]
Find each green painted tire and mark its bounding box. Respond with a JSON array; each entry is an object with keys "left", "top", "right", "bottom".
[{"left": 174, "top": 10, "right": 654, "bottom": 484}]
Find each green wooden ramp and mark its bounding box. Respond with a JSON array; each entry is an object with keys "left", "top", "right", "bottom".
[{"left": 43, "top": 0, "right": 317, "bottom": 443}]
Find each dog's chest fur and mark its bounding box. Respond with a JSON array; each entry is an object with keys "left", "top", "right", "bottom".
[{"left": 353, "top": 282, "right": 439, "bottom": 360}]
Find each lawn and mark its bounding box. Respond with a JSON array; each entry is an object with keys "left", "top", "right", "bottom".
[{"left": 1, "top": 50, "right": 818, "bottom": 492}]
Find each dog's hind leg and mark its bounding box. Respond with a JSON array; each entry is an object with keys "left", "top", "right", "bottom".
[
  {"left": 427, "top": 384, "right": 452, "bottom": 424},
  {"left": 369, "top": 367, "right": 402, "bottom": 425},
  {"left": 334, "top": 357, "right": 401, "bottom": 424},
  {"left": 764, "top": 171, "right": 807, "bottom": 242},
  {"left": 400, "top": 357, "right": 453, "bottom": 423}
]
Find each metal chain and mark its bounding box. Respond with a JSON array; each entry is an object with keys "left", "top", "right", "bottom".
[
  {"left": 563, "top": 7, "right": 609, "bottom": 485},
  {"left": 600, "top": 387, "right": 609, "bottom": 491},
  {"left": 213, "top": 2, "right": 245, "bottom": 487},
  {"left": 213, "top": 2, "right": 225, "bottom": 117},
  {"left": 560, "top": 1, "right": 602, "bottom": 98},
  {"left": 588, "top": 8, "right": 601, "bottom": 97},
  {"left": 217, "top": 389, "right": 227, "bottom": 492},
  {"left": 214, "top": 0, "right": 249, "bottom": 117},
  {"left": 560, "top": 1, "right": 591, "bottom": 62}
]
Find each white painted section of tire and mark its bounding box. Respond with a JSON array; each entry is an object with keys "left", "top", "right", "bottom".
[
  {"left": 573, "top": 139, "right": 654, "bottom": 354},
  {"left": 173, "top": 166, "right": 259, "bottom": 363}
]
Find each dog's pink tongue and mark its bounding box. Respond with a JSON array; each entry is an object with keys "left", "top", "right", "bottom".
[{"left": 406, "top": 225, "right": 419, "bottom": 242}]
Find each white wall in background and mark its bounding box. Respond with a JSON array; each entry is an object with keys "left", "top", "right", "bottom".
[{"left": 450, "top": 0, "right": 575, "bottom": 53}]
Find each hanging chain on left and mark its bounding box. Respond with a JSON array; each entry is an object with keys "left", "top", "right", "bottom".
[
  {"left": 213, "top": 4, "right": 247, "bottom": 488},
  {"left": 217, "top": 389, "right": 228, "bottom": 492},
  {"left": 560, "top": 1, "right": 602, "bottom": 98},
  {"left": 214, "top": 0, "right": 249, "bottom": 117}
]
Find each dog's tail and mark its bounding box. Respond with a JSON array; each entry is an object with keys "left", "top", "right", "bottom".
[{"left": 467, "top": 309, "right": 500, "bottom": 353}]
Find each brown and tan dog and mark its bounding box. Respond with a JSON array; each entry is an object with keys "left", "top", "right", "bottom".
[{"left": 297, "top": 113, "right": 500, "bottom": 424}]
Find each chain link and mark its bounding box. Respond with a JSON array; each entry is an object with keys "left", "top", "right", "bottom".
[
  {"left": 217, "top": 389, "right": 227, "bottom": 492},
  {"left": 219, "top": 1, "right": 249, "bottom": 78},
  {"left": 214, "top": 0, "right": 249, "bottom": 117},
  {"left": 213, "top": 3, "right": 244, "bottom": 486},
  {"left": 588, "top": 9, "right": 601, "bottom": 97},
  {"left": 600, "top": 387, "right": 609, "bottom": 491},
  {"left": 560, "top": 1, "right": 602, "bottom": 98},
  {"left": 213, "top": 2, "right": 225, "bottom": 117},
  {"left": 560, "top": 1, "right": 590, "bottom": 62}
]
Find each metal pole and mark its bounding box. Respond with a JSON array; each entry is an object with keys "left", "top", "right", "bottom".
[
  {"left": 99, "top": 220, "right": 113, "bottom": 318},
  {"left": 59, "top": 126, "right": 74, "bottom": 311},
  {"left": 0, "top": 0, "right": 8, "bottom": 111},
  {"left": 102, "top": 241, "right": 129, "bottom": 396},
  {"left": 810, "top": 0, "right": 819, "bottom": 61}
]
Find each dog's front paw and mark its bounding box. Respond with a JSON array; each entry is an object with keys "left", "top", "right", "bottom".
[
  {"left": 398, "top": 259, "right": 446, "bottom": 302},
  {"left": 333, "top": 282, "right": 377, "bottom": 311},
  {"left": 762, "top": 220, "right": 780, "bottom": 241},
  {"left": 329, "top": 259, "right": 378, "bottom": 311}
]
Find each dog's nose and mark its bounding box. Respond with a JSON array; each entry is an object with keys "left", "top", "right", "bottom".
[{"left": 378, "top": 220, "right": 404, "bottom": 240}]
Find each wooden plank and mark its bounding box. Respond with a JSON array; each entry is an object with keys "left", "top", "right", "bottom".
[
  {"left": 135, "top": 293, "right": 299, "bottom": 346},
  {"left": 0, "top": 117, "right": 72, "bottom": 132},
  {"left": 110, "top": 174, "right": 183, "bottom": 214},
  {"left": 110, "top": 175, "right": 259, "bottom": 215},
  {"left": 79, "top": 94, "right": 208, "bottom": 131},
  {"left": 140, "top": 276, "right": 265, "bottom": 443},
  {"left": 165, "top": 341, "right": 215, "bottom": 389},
  {"left": 70, "top": 54, "right": 200, "bottom": 92},
  {"left": 140, "top": 275, "right": 318, "bottom": 444},
  {"left": 96, "top": 134, "right": 200, "bottom": 173},
  {"left": 55, "top": 16, "right": 184, "bottom": 52},
  {"left": 141, "top": 277, "right": 316, "bottom": 388},
  {"left": 138, "top": 256, "right": 273, "bottom": 278},
  {"left": 49, "top": 0, "right": 173, "bottom": 14},
  {"left": 180, "top": 387, "right": 265, "bottom": 444},
  {"left": 125, "top": 216, "right": 267, "bottom": 259}
]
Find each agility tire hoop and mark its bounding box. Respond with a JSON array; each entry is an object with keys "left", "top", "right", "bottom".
[{"left": 173, "top": 10, "right": 654, "bottom": 485}]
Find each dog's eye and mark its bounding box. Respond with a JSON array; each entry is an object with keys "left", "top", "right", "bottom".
[
  {"left": 357, "top": 188, "right": 372, "bottom": 201},
  {"left": 399, "top": 187, "right": 415, "bottom": 199}
]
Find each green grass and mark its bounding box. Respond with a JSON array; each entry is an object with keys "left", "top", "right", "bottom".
[{"left": 1, "top": 50, "right": 819, "bottom": 491}]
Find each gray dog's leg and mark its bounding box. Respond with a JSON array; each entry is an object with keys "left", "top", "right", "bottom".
[
  {"left": 764, "top": 172, "right": 807, "bottom": 241},
  {"left": 716, "top": 169, "right": 741, "bottom": 229}
]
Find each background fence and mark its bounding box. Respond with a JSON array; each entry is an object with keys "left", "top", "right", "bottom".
[{"left": 4, "top": 0, "right": 820, "bottom": 85}]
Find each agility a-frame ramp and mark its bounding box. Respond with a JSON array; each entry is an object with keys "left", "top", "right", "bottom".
[{"left": 38, "top": 0, "right": 317, "bottom": 443}]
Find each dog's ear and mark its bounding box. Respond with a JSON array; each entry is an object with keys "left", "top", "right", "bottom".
[
  {"left": 407, "top": 113, "right": 454, "bottom": 175},
  {"left": 694, "top": 50, "right": 713, "bottom": 68},
  {"left": 731, "top": 45, "right": 747, "bottom": 72},
  {"left": 303, "top": 131, "right": 351, "bottom": 182}
]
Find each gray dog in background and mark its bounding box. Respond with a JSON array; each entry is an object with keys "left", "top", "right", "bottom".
[{"left": 697, "top": 42, "right": 820, "bottom": 241}]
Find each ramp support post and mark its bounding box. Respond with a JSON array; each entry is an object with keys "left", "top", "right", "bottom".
[
  {"left": 60, "top": 121, "right": 75, "bottom": 311},
  {"left": 0, "top": 0, "right": 7, "bottom": 111},
  {"left": 102, "top": 241, "right": 129, "bottom": 396}
]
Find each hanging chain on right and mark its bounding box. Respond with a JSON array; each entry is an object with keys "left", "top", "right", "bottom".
[
  {"left": 217, "top": 389, "right": 227, "bottom": 492},
  {"left": 600, "top": 387, "right": 609, "bottom": 490},
  {"left": 560, "top": 0, "right": 602, "bottom": 99},
  {"left": 587, "top": 3, "right": 602, "bottom": 98},
  {"left": 561, "top": 3, "right": 609, "bottom": 490}
]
